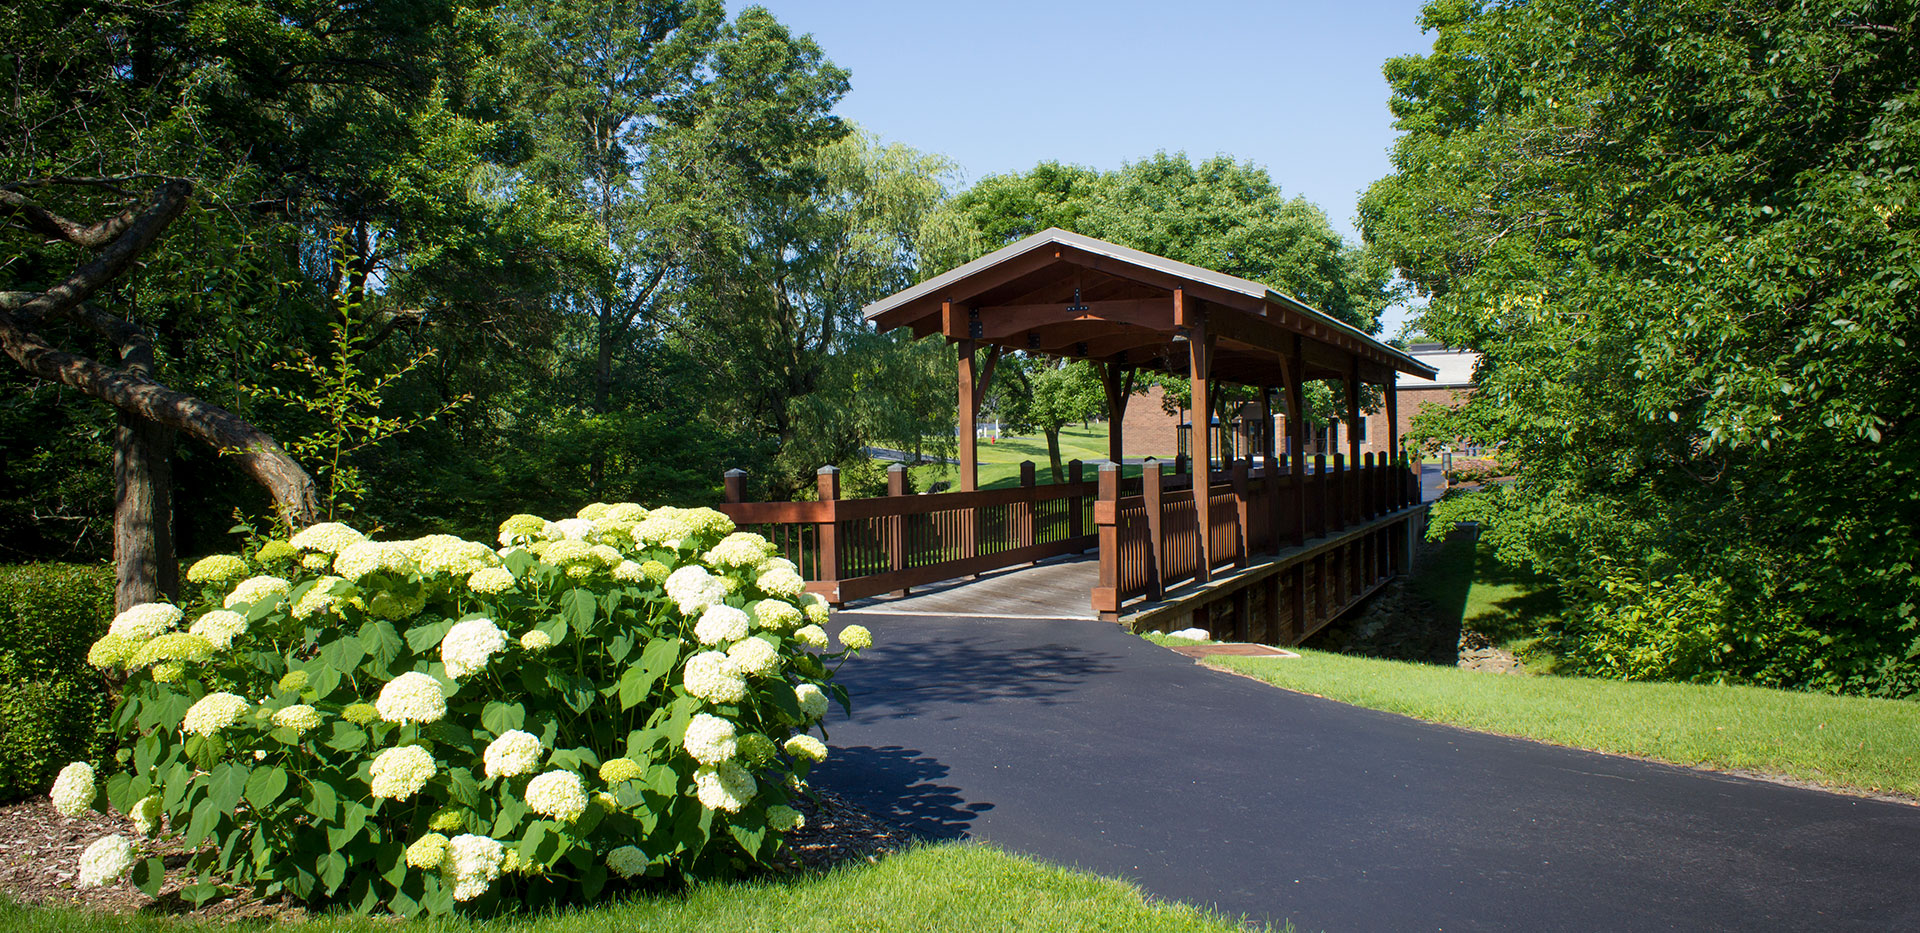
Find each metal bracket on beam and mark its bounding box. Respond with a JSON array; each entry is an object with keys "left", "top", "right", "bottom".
[
  {"left": 1075, "top": 341, "right": 1089, "bottom": 357},
  {"left": 1067, "top": 287, "right": 1089, "bottom": 313},
  {"left": 967, "top": 307, "right": 982, "bottom": 339},
  {"left": 1028, "top": 331, "right": 1041, "bottom": 349}
]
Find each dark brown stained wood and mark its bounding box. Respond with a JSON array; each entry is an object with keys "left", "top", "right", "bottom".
[
  {"left": 1144, "top": 461, "right": 1166, "bottom": 598},
  {"left": 957, "top": 298, "right": 1173, "bottom": 340},
  {"left": 956, "top": 323, "right": 978, "bottom": 492},
  {"left": 837, "top": 536, "right": 1099, "bottom": 604},
  {"left": 1288, "top": 336, "right": 1308, "bottom": 548},
  {"left": 974, "top": 343, "right": 1003, "bottom": 411},
  {"left": 873, "top": 245, "right": 1064, "bottom": 329},
  {"left": 1186, "top": 290, "right": 1214, "bottom": 585},
  {"left": 1059, "top": 245, "right": 1267, "bottom": 315}
]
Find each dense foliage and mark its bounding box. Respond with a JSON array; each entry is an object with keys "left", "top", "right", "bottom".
[
  {"left": 0, "top": 564, "right": 115, "bottom": 800},
  {"left": 0, "top": 0, "right": 959, "bottom": 561},
  {"left": 1361, "top": 0, "right": 1920, "bottom": 694},
  {"left": 53, "top": 506, "right": 865, "bottom": 914}
]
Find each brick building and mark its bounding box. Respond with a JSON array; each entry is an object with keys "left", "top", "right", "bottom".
[{"left": 1114, "top": 343, "right": 1477, "bottom": 462}]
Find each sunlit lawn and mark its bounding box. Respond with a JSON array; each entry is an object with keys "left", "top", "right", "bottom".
[{"left": 903, "top": 424, "right": 1153, "bottom": 491}]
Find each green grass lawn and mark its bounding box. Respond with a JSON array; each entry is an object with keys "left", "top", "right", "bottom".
[
  {"left": 1207, "top": 649, "right": 1920, "bottom": 799},
  {"left": 905, "top": 424, "right": 1154, "bottom": 491},
  {"left": 1408, "top": 529, "right": 1565, "bottom": 671},
  {"left": 0, "top": 843, "right": 1279, "bottom": 933}
]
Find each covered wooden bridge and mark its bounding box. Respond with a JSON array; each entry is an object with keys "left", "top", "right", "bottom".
[{"left": 718, "top": 229, "right": 1437, "bottom": 642}]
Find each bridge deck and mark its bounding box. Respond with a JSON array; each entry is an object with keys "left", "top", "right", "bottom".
[{"left": 843, "top": 553, "right": 1100, "bottom": 620}]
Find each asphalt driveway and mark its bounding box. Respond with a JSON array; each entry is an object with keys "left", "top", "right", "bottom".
[{"left": 813, "top": 613, "right": 1920, "bottom": 932}]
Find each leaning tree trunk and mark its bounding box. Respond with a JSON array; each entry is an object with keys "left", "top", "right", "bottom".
[{"left": 0, "top": 179, "right": 320, "bottom": 600}]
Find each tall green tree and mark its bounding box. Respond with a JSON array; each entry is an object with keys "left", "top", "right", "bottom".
[
  {"left": 991, "top": 357, "right": 1105, "bottom": 482},
  {"left": 1361, "top": 0, "right": 1920, "bottom": 695}
]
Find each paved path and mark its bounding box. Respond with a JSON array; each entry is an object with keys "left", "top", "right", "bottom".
[{"left": 813, "top": 614, "right": 1920, "bottom": 932}]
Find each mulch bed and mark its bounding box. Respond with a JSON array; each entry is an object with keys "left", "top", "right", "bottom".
[{"left": 0, "top": 787, "right": 913, "bottom": 920}]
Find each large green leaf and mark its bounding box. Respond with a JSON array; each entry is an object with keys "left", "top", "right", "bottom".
[{"left": 245, "top": 766, "right": 288, "bottom": 810}]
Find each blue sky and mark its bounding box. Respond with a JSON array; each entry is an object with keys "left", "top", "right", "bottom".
[{"left": 744, "top": 1, "right": 1437, "bottom": 241}]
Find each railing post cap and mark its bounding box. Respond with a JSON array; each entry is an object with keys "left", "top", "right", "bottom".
[
  {"left": 817, "top": 465, "right": 840, "bottom": 475},
  {"left": 724, "top": 468, "right": 748, "bottom": 478},
  {"left": 886, "top": 463, "right": 906, "bottom": 473},
  {"left": 1098, "top": 461, "right": 1120, "bottom": 472}
]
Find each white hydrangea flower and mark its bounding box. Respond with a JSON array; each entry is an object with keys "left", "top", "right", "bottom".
[
  {"left": 598, "top": 757, "right": 644, "bottom": 783},
  {"left": 182, "top": 692, "right": 249, "bottom": 736},
  {"left": 376, "top": 672, "right": 448, "bottom": 725},
  {"left": 538, "top": 539, "right": 596, "bottom": 567},
  {"left": 334, "top": 540, "right": 417, "bottom": 580},
  {"left": 800, "top": 592, "right": 831, "bottom": 625},
  {"left": 186, "top": 554, "right": 248, "bottom": 584},
  {"left": 519, "top": 629, "right": 552, "bottom": 652},
  {"left": 417, "top": 536, "right": 500, "bottom": 576},
  {"left": 795, "top": 683, "right": 829, "bottom": 721},
  {"left": 682, "top": 651, "right": 748, "bottom": 704},
  {"left": 604, "top": 502, "right": 649, "bottom": 523},
  {"left": 755, "top": 565, "right": 806, "bottom": 600},
  {"left": 588, "top": 544, "right": 623, "bottom": 567},
  {"left": 466, "top": 566, "right": 516, "bottom": 594},
  {"left": 369, "top": 745, "right": 437, "bottom": 800},
  {"left": 107, "top": 602, "right": 182, "bottom": 640},
  {"left": 290, "top": 521, "right": 367, "bottom": 554},
  {"left": 703, "top": 532, "right": 774, "bottom": 569},
  {"left": 406, "top": 832, "right": 450, "bottom": 869},
  {"left": 443, "top": 834, "right": 505, "bottom": 901},
  {"left": 187, "top": 609, "right": 247, "bottom": 650},
  {"left": 635, "top": 510, "right": 695, "bottom": 548},
  {"left": 692, "top": 761, "right": 755, "bottom": 813},
  {"left": 549, "top": 517, "right": 595, "bottom": 540},
  {"left": 272, "top": 705, "right": 323, "bottom": 733},
  {"left": 726, "top": 636, "right": 781, "bottom": 677},
  {"left": 612, "top": 560, "right": 646, "bottom": 584},
  {"left": 784, "top": 734, "right": 827, "bottom": 763},
  {"left": 129, "top": 794, "right": 162, "bottom": 836},
  {"left": 766, "top": 804, "right": 805, "bottom": 832},
  {"left": 694, "top": 605, "right": 750, "bottom": 646},
  {"left": 440, "top": 618, "right": 508, "bottom": 680},
  {"left": 524, "top": 770, "right": 588, "bottom": 822},
  {"left": 753, "top": 599, "right": 801, "bottom": 631},
  {"left": 682, "top": 713, "right": 737, "bottom": 764},
  {"left": 300, "top": 552, "right": 332, "bottom": 572},
  {"left": 482, "top": 730, "right": 544, "bottom": 779},
  {"left": 75, "top": 835, "right": 134, "bottom": 888},
  {"left": 49, "top": 762, "right": 94, "bottom": 818},
  {"left": 606, "top": 845, "right": 647, "bottom": 879},
  {"left": 224, "top": 575, "right": 291, "bottom": 609},
  {"left": 497, "top": 513, "right": 548, "bottom": 547},
  {"left": 665, "top": 565, "right": 727, "bottom": 617},
  {"left": 292, "top": 576, "right": 345, "bottom": 620},
  {"left": 794, "top": 624, "right": 829, "bottom": 649},
  {"left": 839, "top": 624, "right": 873, "bottom": 651}
]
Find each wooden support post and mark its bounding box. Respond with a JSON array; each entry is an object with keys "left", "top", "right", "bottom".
[
  {"left": 1018, "top": 460, "right": 1037, "bottom": 555},
  {"left": 1314, "top": 453, "right": 1328, "bottom": 538},
  {"left": 1091, "top": 463, "right": 1120, "bottom": 622},
  {"left": 1364, "top": 452, "right": 1376, "bottom": 520},
  {"left": 955, "top": 324, "right": 978, "bottom": 493},
  {"left": 724, "top": 468, "right": 746, "bottom": 503},
  {"left": 1144, "top": 460, "right": 1166, "bottom": 599},
  {"left": 1261, "top": 389, "right": 1283, "bottom": 554},
  {"left": 1231, "top": 456, "right": 1250, "bottom": 568},
  {"left": 1331, "top": 452, "right": 1346, "bottom": 533},
  {"left": 816, "top": 466, "right": 842, "bottom": 605},
  {"left": 1288, "top": 338, "right": 1308, "bottom": 548},
  {"left": 1289, "top": 563, "right": 1307, "bottom": 643},
  {"left": 887, "top": 464, "right": 909, "bottom": 596},
  {"left": 1101, "top": 364, "right": 1133, "bottom": 467},
  {"left": 1347, "top": 359, "right": 1363, "bottom": 527},
  {"left": 1182, "top": 289, "right": 1213, "bottom": 583},
  {"left": 1067, "top": 458, "right": 1085, "bottom": 541},
  {"left": 1386, "top": 378, "right": 1402, "bottom": 509}
]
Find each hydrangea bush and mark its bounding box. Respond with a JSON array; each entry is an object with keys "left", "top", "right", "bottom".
[{"left": 51, "top": 504, "right": 872, "bottom": 915}]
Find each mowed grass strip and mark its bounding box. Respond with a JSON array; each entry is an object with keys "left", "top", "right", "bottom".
[
  {"left": 0, "top": 843, "right": 1278, "bottom": 933},
  {"left": 1211, "top": 649, "right": 1920, "bottom": 799}
]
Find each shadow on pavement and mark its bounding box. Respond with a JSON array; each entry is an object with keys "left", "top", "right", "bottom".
[
  {"left": 814, "top": 744, "right": 990, "bottom": 840},
  {"left": 832, "top": 627, "right": 1124, "bottom": 721}
]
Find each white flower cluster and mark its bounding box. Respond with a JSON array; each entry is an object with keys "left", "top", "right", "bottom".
[
  {"left": 186, "top": 554, "right": 248, "bottom": 584},
  {"left": 784, "top": 734, "right": 827, "bottom": 763},
  {"left": 524, "top": 770, "right": 587, "bottom": 821},
  {"left": 839, "top": 624, "right": 873, "bottom": 651},
  {"left": 188, "top": 609, "right": 247, "bottom": 649},
  {"left": 682, "top": 713, "right": 737, "bottom": 764},
  {"left": 693, "top": 761, "right": 756, "bottom": 812},
  {"left": 795, "top": 683, "right": 828, "bottom": 721},
  {"left": 482, "top": 730, "right": 544, "bottom": 779},
  {"left": 182, "top": 692, "right": 250, "bottom": 736},
  {"left": 414, "top": 535, "right": 500, "bottom": 576},
  {"left": 334, "top": 540, "right": 417, "bottom": 580},
  {"left": 754, "top": 599, "right": 801, "bottom": 631},
  {"left": 727, "top": 636, "right": 781, "bottom": 676},
  {"left": 664, "top": 566, "right": 727, "bottom": 617},
  {"left": 703, "top": 532, "right": 775, "bottom": 569},
  {"left": 370, "top": 745, "right": 437, "bottom": 800},
  {"left": 49, "top": 762, "right": 94, "bottom": 818},
  {"left": 694, "top": 605, "right": 750, "bottom": 646},
  {"left": 292, "top": 576, "right": 345, "bottom": 619},
  {"left": 76, "top": 835, "right": 133, "bottom": 888},
  {"left": 376, "top": 672, "right": 447, "bottom": 725},
  {"left": 682, "top": 651, "right": 748, "bottom": 703},
  {"left": 272, "top": 705, "right": 322, "bottom": 733},
  {"left": 108, "top": 603, "right": 181, "bottom": 640},
  {"left": 466, "top": 566, "right": 516, "bottom": 594},
  {"left": 755, "top": 567, "right": 806, "bottom": 601},
  {"left": 129, "top": 795, "right": 161, "bottom": 836},
  {"left": 224, "top": 575, "right": 290, "bottom": 609},
  {"left": 290, "top": 521, "right": 367, "bottom": 555},
  {"left": 443, "top": 833, "right": 505, "bottom": 901},
  {"left": 440, "top": 618, "right": 507, "bottom": 679},
  {"left": 606, "top": 845, "right": 647, "bottom": 879}
]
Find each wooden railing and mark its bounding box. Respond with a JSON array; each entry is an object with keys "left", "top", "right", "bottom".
[
  {"left": 1090, "top": 453, "right": 1422, "bottom": 621},
  {"left": 715, "top": 461, "right": 1099, "bottom": 605}
]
